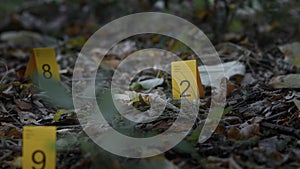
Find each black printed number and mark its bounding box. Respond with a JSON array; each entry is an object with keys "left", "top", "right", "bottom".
[
  {"left": 32, "top": 150, "right": 46, "bottom": 169},
  {"left": 42, "top": 64, "right": 52, "bottom": 79},
  {"left": 180, "top": 80, "right": 191, "bottom": 97}
]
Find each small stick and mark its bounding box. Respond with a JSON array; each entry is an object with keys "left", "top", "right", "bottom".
[
  {"left": 261, "top": 122, "right": 300, "bottom": 138},
  {"left": 264, "top": 111, "right": 287, "bottom": 121}
]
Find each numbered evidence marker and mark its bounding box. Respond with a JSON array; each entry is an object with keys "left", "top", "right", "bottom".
[
  {"left": 171, "top": 60, "right": 204, "bottom": 101},
  {"left": 24, "top": 48, "right": 60, "bottom": 81},
  {"left": 23, "top": 126, "right": 56, "bottom": 169}
]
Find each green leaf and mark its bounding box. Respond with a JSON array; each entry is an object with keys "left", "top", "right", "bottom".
[
  {"left": 187, "top": 125, "right": 203, "bottom": 144},
  {"left": 222, "top": 106, "right": 233, "bottom": 116},
  {"left": 173, "top": 140, "right": 201, "bottom": 160},
  {"left": 170, "top": 40, "right": 190, "bottom": 53},
  {"left": 32, "top": 73, "right": 73, "bottom": 109},
  {"left": 56, "top": 133, "right": 78, "bottom": 152},
  {"left": 0, "top": 0, "right": 23, "bottom": 12},
  {"left": 228, "top": 19, "right": 243, "bottom": 32},
  {"left": 53, "top": 109, "right": 74, "bottom": 122},
  {"left": 233, "top": 136, "right": 260, "bottom": 148}
]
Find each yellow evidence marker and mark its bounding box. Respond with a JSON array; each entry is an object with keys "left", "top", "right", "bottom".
[
  {"left": 23, "top": 126, "right": 56, "bottom": 169},
  {"left": 171, "top": 60, "right": 204, "bottom": 101},
  {"left": 24, "top": 48, "right": 60, "bottom": 81}
]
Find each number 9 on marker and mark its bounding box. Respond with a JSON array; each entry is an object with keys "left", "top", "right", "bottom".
[{"left": 23, "top": 126, "right": 56, "bottom": 169}]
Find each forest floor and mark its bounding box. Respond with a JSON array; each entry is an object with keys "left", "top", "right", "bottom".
[{"left": 0, "top": 1, "right": 300, "bottom": 169}]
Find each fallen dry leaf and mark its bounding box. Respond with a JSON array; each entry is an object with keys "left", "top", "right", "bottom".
[
  {"left": 227, "top": 117, "right": 263, "bottom": 140},
  {"left": 279, "top": 42, "right": 300, "bottom": 68},
  {"left": 198, "top": 61, "right": 245, "bottom": 87},
  {"left": 101, "top": 60, "right": 121, "bottom": 69},
  {"left": 14, "top": 98, "right": 32, "bottom": 110},
  {"left": 4, "top": 156, "right": 22, "bottom": 168},
  {"left": 269, "top": 74, "right": 300, "bottom": 88},
  {"left": 293, "top": 98, "right": 300, "bottom": 111},
  {"left": 17, "top": 111, "right": 38, "bottom": 125},
  {"left": 225, "top": 78, "right": 240, "bottom": 97},
  {"left": 0, "top": 122, "right": 21, "bottom": 138}
]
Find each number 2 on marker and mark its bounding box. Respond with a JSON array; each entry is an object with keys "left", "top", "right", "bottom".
[
  {"left": 171, "top": 60, "right": 204, "bottom": 101},
  {"left": 180, "top": 80, "right": 191, "bottom": 97}
]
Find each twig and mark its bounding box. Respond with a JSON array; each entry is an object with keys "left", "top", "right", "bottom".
[
  {"left": 56, "top": 125, "right": 82, "bottom": 129},
  {"left": 0, "top": 60, "right": 8, "bottom": 84},
  {"left": 0, "top": 151, "right": 12, "bottom": 161},
  {"left": 261, "top": 122, "right": 300, "bottom": 138},
  {"left": 265, "top": 111, "right": 287, "bottom": 121},
  {"left": 0, "top": 139, "right": 22, "bottom": 152}
]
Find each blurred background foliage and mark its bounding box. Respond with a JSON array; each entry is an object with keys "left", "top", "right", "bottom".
[{"left": 0, "top": 0, "right": 299, "bottom": 46}]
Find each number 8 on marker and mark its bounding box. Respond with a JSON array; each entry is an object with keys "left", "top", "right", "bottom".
[
  {"left": 42, "top": 64, "right": 52, "bottom": 79},
  {"left": 24, "top": 48, "right": 60, "bottom": 81}
]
